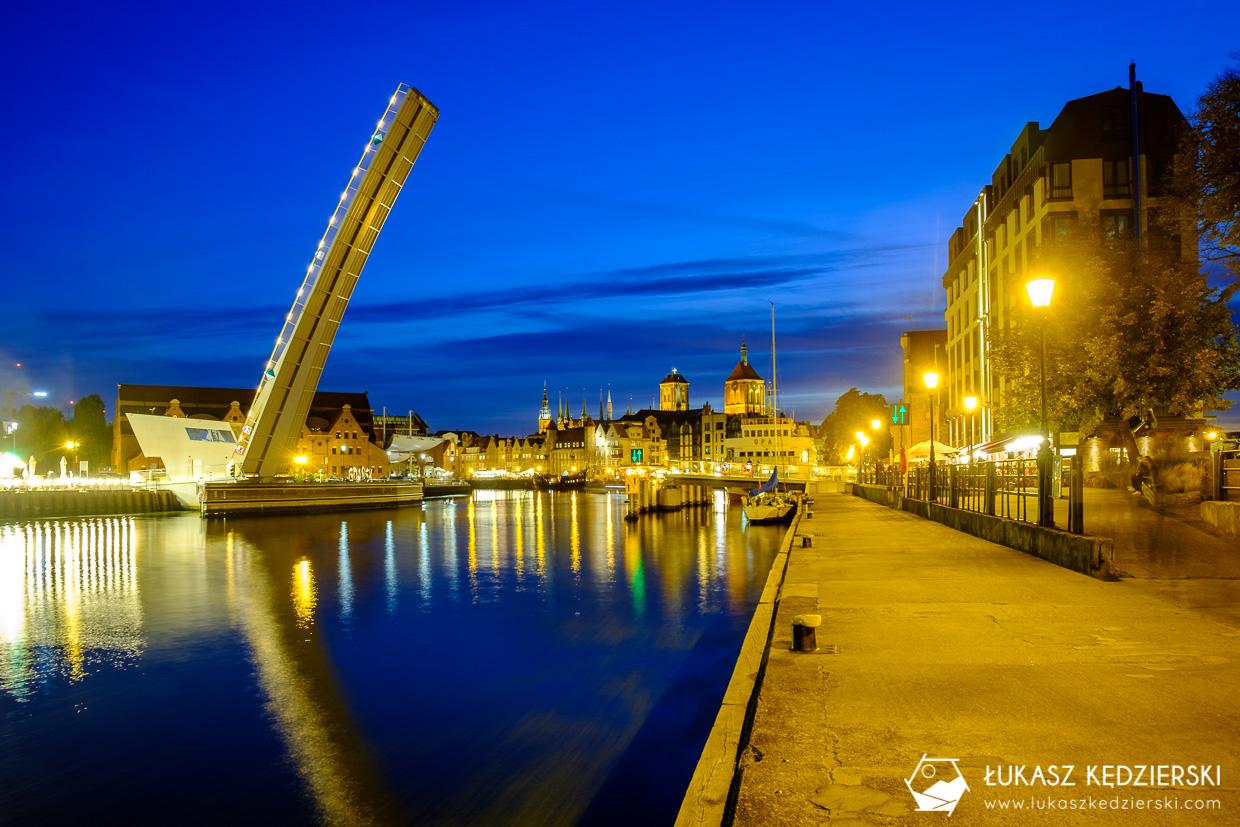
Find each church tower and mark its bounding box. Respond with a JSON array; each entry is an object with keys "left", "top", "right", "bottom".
[
  {"left": 724, "top": 336, "right": 766, "bottom": 416},
  {"left": 659, "top": 369, "right": 690, "bottom": 411},
  {"left": 538, "top": 382, "right": 553, "bottom": 434}
]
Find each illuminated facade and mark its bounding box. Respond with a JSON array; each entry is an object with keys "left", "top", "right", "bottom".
[
  {"left": 723, "top": 338, "right": 766, "bottom": 416},
  {"left": 941, "top": 70, "right": 1187, "bottom": 447},
  {"left": 113, "top": 384, "right": 389, "bottom": 478},
  {"left": 659, "top": 371, "right": 689, "bottom": 411}
]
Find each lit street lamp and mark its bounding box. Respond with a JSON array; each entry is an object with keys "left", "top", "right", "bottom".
[
  {"left": 924, "top": 371, "right": 939, "bottom": 502},
  {"left": 1026, "top": 276, "right": 1056, "bottom": 527},
  {"left": 65, "top": 440, "right": 80, "bottom": 478}
]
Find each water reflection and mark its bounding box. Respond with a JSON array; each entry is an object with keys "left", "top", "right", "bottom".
[
  {"left": 0, "top": 519, "right": 143, "bottom": 700},
  {"left": 1, "top": 492, "right": 782, "bottom": 826}
]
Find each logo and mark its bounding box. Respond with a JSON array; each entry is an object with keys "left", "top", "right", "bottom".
[{"left": 906, "top": 754, "right": 970, "bottom": 816}]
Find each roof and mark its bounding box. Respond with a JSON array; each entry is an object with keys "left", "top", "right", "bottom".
[
  {"left": 115, "top": 383, "right": 375, "bottom": 431},
  {"left": 661, "top": 373, "right": 689, "bottom": 384},
  {"left": 726, "top": 361, "right": 763, "bottom": 382}
]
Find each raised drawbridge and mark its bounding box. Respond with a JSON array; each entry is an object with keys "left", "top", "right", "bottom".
[{"left": 232, "top": 84, "right": 438, "bottom": 478}]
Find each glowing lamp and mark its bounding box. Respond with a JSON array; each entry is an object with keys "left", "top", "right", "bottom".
[
  {"left": 923, "top": 371, "right": 939, "bottom": 390},
  {"left": 964, "top": 396, "right": 978, "bottom": 412},
  {"left": 1026, "top": 277, "right": 1056, "bottom": 308},
  {"left": 871, "top": 419, "right": 882, "bottom": 430}
]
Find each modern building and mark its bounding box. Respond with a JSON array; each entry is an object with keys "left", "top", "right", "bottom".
[
  {"left": 940, "top": 68, "right": 1188, "bottom": 448},
  {"left": 113, "top": 384, "right": 390, "bottom": 479}
]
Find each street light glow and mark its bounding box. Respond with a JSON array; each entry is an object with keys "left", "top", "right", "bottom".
[
  {"left": 964, "top": 396, "right": 978, "bottom": 412},
  {"left": 923, "top": 371, "right": 939, "bottom": 390},
  {"left": 1026, "top": 277, "right": 1056, "bottom": 308},
  {"left": 871, "top": 419, "right": 882, "bottom": 430}
]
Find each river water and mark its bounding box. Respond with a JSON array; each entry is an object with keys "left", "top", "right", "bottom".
[{"left": 0, "top": 490, "right": 782, "bottom": 826}]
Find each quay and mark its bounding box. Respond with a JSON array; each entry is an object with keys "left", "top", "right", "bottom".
[
  {"left": 200, "top": 479, "right": 423, "bottom": 516},
  {"left": 0, "top": 488, "right": 181, "bottom": 519},
  {"left": 679, "top": 491, "right": 1240, "bottom": 825}
]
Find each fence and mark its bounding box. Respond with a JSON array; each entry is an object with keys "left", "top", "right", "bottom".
[{"left": 860, "top": 455, "right": 1085, "bottom": 533}]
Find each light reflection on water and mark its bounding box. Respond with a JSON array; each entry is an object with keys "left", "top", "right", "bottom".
[{"left": 0, "top": 491, "right": 782, "bottom": 825}]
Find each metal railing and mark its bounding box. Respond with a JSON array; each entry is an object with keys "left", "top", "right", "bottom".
[{"left": 857, "top": 454, "right": 1084, "bottom": 532}]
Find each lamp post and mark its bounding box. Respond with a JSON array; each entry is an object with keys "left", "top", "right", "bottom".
[
  {"left": 924, "top": 371, "right": 939, "bottom": 502},
  {"left": 65, "top": 440, "right": 80, "bottom": 477},
  {"left": 856, "top": 431, "right": 870, "bottom": 480},
  {"left": 1026, "top": 276, "right": 1056, "bottom": 527},
  {"left": 964, "top": 396, "right": 978, "bottom": 461},
  {"left": 871, "top": 418, "right": 883, "bottom": 481}
]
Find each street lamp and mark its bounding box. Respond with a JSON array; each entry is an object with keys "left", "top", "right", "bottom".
[
  {"left": 1026, "top": 276, "right": 1056, "bottom": 527},
  {"left": 924, "top": 371, "right": 939, "bottom": 502},
  {"left": 964, "top": 396, "right": 978, "bottom": 461},
  {"left": 65, "top": 440, "right": 80, "bottom": 478}
]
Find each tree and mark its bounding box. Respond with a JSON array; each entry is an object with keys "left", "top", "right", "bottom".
[
  {"left": 14, "top": 405, "right": 69, "bottom": 464},
  {"left": 1172, "top": 53, "right": 1240, "bottom": 279},
  {"left": 818, "top": 388, "right": 891, "bottom": 465},
  {"left": 988, "top": 220, "right": 1240, "bottom": 461},
  {"left": 71, "top": 394, "right": 113, "bottom": 470}
]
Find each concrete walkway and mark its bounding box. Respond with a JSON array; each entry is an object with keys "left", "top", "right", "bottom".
[{"left": 732, "top": 493, "right": 1240, "bottom": 826}]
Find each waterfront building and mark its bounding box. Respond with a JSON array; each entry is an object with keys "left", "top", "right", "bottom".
[
  {"left": 113, "top": 384, "right": 390, "bottom": 478},
  {"left": 723, "top": 417, "right": 817, "bottom": 477},
  {"left": 940, "top": 69, "right": 1188, "bottom": 447}
]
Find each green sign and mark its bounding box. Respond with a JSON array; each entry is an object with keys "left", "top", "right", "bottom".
[{"left": 891, "top": 403, "right": 907, "bottom": 425}]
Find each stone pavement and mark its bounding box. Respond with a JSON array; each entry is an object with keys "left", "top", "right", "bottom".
[
  {"left": 1065, "top": 489, "right": 1240, "bottom": 630},
  {"left": 732, "top": 493, "right": 1240, "bottom": 826}
]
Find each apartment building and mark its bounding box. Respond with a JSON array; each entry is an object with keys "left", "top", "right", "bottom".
[{"left": 941, "top": 68, "right": 1187, "bottom": 447}]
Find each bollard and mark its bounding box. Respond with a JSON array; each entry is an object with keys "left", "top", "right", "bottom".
[{"left": 791, "top": 614, "right": 821, "bottom": 652}]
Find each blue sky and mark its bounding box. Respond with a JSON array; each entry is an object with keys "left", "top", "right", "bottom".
[{"left": 3, "top": 1, "right": 1238, "bottom": 435}]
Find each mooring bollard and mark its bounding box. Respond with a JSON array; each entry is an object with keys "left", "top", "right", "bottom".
[{"left": 791, "top": 614, "right": 821, "bottom": 652}]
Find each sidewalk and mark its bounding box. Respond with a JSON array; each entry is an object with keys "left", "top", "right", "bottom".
[{"left": 732, "top": 493, "right": 1240, "bottom": 826}]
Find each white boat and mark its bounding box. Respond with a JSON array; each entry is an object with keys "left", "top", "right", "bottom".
[{"left": 742, "top": 469, "right": 797, "bottom": 523}]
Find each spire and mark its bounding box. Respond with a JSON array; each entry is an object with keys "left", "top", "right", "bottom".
[
  {"left": 581, "top": 391, "right": 587, "bottom": 422},
  {"left": 539, "top": 381, "right": 551, "bottom": 422},
  {"left": 599, "top": 388, "right": 604, "bottom": 423},
  {"left": 741, "top": 332, "right": 748, "bottom": 365},
  {"left": 606, "top": 387, "right": 613, "bottom": 421}
]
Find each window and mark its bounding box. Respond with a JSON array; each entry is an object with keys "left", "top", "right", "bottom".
[
  {"left": 1147, "top": 156, "right": 1173, "bottom": 197},
  {"left": 1102, "top": 211, "right": 1134, "bottom": 241},
  {"left": 185, "top": 427, "right": 235, "bottom": 443},
  {"left": 1042, "top": 213, "right": 1074, "bottom": 242},
  {"left": 1102, "top": 104, "right": 1129, "bottom": 141},
  {"left": 1103, "top": 160, "right": 1130, "bottom": 198},
  {"left": 1048, "top": 162, "right": 1072, "bottom": 199}
]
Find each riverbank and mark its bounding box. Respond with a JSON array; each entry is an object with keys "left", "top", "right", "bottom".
[{"left": 680, "top": 492, "right": 1240, "bottom": 826}]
